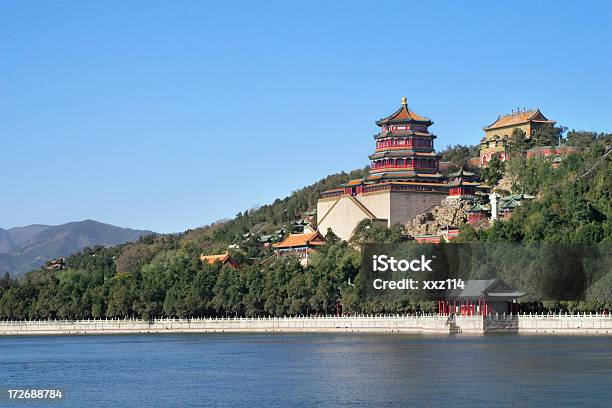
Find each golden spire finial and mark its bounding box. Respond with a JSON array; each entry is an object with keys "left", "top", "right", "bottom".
[{"left": 401, "top": 96, "right": 407, "bottom": 106}]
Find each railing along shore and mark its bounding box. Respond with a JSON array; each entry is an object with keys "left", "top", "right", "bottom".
[{"left": 0, "top": 313, "right": 610, "bottom": 336}]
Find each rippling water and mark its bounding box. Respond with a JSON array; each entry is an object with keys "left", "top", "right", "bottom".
[{"left": 1, "top": 334, "right": 611, "bottom": 407}]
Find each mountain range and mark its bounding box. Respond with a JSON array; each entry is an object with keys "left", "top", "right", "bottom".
[{"left": 0, "top": 220, "right": 154, "bottom": 277}]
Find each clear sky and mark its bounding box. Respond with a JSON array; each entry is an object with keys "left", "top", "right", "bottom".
[{"left": 1, "top": 1, "right": 611, "bottom": 233}]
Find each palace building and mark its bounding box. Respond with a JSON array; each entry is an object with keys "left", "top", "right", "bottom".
[
  {"left": 317, "top": 98, "right": 447, "bottom": 241},
  {"left": 446, "top": 168, "right": 478, "bottom": 199},
  {"left": 272, "top": 231, "right": 326, "bottom": 266},
  {"left": 200, "top": 252, "right": 239, "bottom": 269},
  {"left": 479, "top": 109, "right": 555, "bottom": 165}
]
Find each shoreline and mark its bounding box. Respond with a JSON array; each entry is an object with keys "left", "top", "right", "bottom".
[{"left": 1, "top": 314, "right": 611, "bottom": 336}]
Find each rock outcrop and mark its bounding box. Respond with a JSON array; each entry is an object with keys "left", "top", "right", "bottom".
[{"left": 405, "top": 197, "right": 473, "bottom": 237}]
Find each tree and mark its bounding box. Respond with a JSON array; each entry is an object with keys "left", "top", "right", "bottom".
[
  {"left": 440, "top": 144, "right": 479, "bottom": 168},
  {"left": 212, "top": 265, "right": 244, "bottom": 316},
  {"left": 350, "top": 219, "right": 406, "bottom": 245},
  {"left": 481, "top": 154, "right": 505, "bottom": 185},
  {"left": 106, "top": 274, "right": 137, "bottom": 318},
  {"left": 532, "top": 125, "right": 566, "bottom": 147},
  {"left": 507, "top": 128, "right": 528, "bottom": 155}
]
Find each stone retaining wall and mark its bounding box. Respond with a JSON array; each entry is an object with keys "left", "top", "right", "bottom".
[{"left": 0, "top": 314, "right": 610, "bottom": 336}]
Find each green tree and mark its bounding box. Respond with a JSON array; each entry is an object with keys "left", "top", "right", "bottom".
[{"left": 481, "top": 154, "right": 505, "bottom": 185}]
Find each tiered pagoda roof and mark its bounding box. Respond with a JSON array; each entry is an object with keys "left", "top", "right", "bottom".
[
  {"left": 366, "top": 97, "right": 442, "bottom": 183},
  {"left": 375, "top": 97, "right": 433, "bottom": 126}
]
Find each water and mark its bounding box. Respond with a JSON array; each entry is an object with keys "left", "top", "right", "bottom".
[{"left": 1, "top": 334, "right": 611, "bottom": 407}]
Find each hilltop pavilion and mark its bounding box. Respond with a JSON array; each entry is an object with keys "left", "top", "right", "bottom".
[{"left": 479, "top": 109, "right": 555, "bottom": 165}]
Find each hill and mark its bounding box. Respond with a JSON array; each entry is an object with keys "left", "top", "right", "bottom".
[
  {"left": 0, "top": 220, "right": 155, "bottom": 277},
  {"left": 0, "top": 140, "right": 610, "bottom": 320}
]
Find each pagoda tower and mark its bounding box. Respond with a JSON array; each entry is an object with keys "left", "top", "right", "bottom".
[
  {"left": 317, "top": 98, "right": 447, "bottom": 241},
  {"left": 367, "top": 97, "right": 442, "bottom": 183}
]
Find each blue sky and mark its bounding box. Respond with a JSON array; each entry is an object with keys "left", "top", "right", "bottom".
[{"left": 1, "top": 1, "right": 611, "bottom": 233}]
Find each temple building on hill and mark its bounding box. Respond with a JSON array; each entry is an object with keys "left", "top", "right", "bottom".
[
  {"left": 272, "top": 231, "right": 326, "bottom": 266},
  {"left": 446, "top": 168, "right": 479, "bottom": 199},
  {"left": 489, "top": 193, "right": 534, "bottom": 220},
  {"left": 200, "top": 252, "right": 238, "bottom": 269},
  {"left": 479, "top": 109, "right": 555, "bottom": 165},
  {"left": 466, "top": 203, "right": 490, "bottom": 227},
  {"left": 317, "top": 98, "right": 447, "bottom": 241}
]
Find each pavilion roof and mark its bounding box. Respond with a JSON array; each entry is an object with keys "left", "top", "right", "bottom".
[
  {"left": 502, "top": 193, "right": 535, "bottom": 201},
  {"left": 447, "top": 179, "right": 479, "bottom": 187},
  {"left": 343, "top": 178, "right": 364, "bottom": 187},
  {"left": 499, "top": 199, "right": 520, "bottom": 209},
  {"left": 484, "top": 109, "right": 555, "bottom": 131},
  {"left": 448, "top": 168, "right": 476, "bottom": 178},
  {"left": 272, "top": 231, "right": 326, "bottom": 249},
  {"left": 375, "top": 97, "right": 433, "bottom": 126},
  {"left": 200, "top": 252, "right": 231, "bottom": 265},
  {"left": 468, "top": 203, "right": 489, "bottom": 212},
  {"left": 447, "top": 278, "right": 526, "bottom": 300}
]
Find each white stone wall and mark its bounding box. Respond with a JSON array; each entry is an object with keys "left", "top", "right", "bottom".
[
  {"left": 317, "top": 196, "right": 373, "bottom": 241},
  {"left": 316, "top": 190, "right": 445, "bottom": 241},
  {"left": 317, "top": 193, "right": 395, "bottom": 241},
  {"left": 358, "top": 192, "right": 392, "bottom": 223},
  {"left": 1, "top": 315, "right": 609, "bottom": 336}
]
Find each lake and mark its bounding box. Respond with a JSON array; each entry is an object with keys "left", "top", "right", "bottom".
[{"left": 1, "top": 334, "right": 611, "bottom": 407}]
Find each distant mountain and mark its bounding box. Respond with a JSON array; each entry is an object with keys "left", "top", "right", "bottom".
[
  {"left": 0, "top": 229, "right": 12, "bottom": 253},
  {"left": 0, "top": 220, "right": 154, "bottom": 277},
  {"left": 0, "top": 224, "right": 51, "bottom": 253}
]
